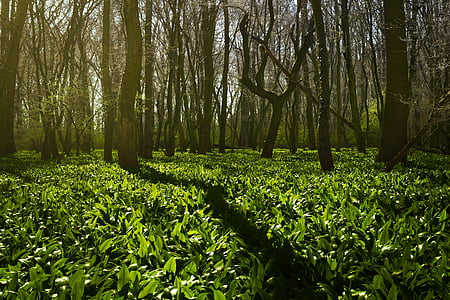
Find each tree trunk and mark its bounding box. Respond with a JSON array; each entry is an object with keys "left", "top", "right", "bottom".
[
  {"left": 341, "top": 0, "right": 366, "bottom": 153},
  {"left": 261, "top": 101, "right": 283, "bottom": 158},
  {"left": 335, "top": 1, "right": 343, "bottom": 151},
  {"left": 141, "top": 0, "right": 154, "bottom": 159},
  {"left": 377, "top": 0, "right": 410, "bottom": 162},
  {"left": 0, "top": 0, "right": 30, "bottom": 156},
  {"left": 304, "top": 61, "right": 317, "bottom": 150},
  {"left": 239, "top": 3, "right": 313, "bottom": 158},
  {"left": 239, "top": 90, "right": 251, "bottom": 147},
  {"left": 366, "top": 1, "right": 384, "bottom": 127},
  {"left": 102, "top": 0, "right": 114, "bottom": 162},
  {"left": 165, "top": 33, "right": 176, "bottom": 156},
  {"left": 198, "top": 4, "right": 217, "bottom": 154},
  {"left": 290, "top": 90, "right": 300, "bottom": 154},
  {"left": 118, "top": 0, "right": 142, "bottom": 169},
  {"left": 219, "top": 1, "right": 230, "bottom": 154},
  {"left": 311, "top": 0, "right": 334, "bottom": 171}
]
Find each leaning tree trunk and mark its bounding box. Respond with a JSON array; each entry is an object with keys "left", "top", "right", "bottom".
[
  {"left": 261, "top": 101, "right": 285, "bottom": 158},
  {"left": 311, "top": 0, "right": 334, "bottom": 171},
  {"left": 118, "top": 0, "right": 142, "bottom": 169},
  {"left": 377, "top": 0, "right": 410, "bottom": 163}
]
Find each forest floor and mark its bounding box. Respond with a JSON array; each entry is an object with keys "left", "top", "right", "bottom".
[{"left": 0, "top": 149, "right": 449, "bottom": 299}]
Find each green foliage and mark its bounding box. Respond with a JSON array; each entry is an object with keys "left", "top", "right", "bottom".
[{"left": 0, "top": 149, "right": 449, "bottom": 299}]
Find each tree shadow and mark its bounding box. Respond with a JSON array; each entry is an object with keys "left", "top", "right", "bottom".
[
  {"left": 136, "top": 165, "right": 321, "bottom": 299},
  {"left": 0, "top": 152, "right": 49, "bottom": 181}
]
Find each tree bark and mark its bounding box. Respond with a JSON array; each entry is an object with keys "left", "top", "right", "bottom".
[
  {"left": 198, "top": 3, "right": 217, "bottom": 154},
  {"left": 102, "top": 0, "right": 114, "bottom": 162},
  {"left": 240, "top": 9, "right": 314, "bottom": 158},
  {"left": 0, "top": 0, "right": 30, "bottom": 156},
  {"left": 219, "top": 1, "right": 230, "bottom": 154},
  {"left": 341, "top": 0, "right": 366, "bottom": 153},
  {"left": 118, "top": 0, "right": 142, "bottom": 169},
  {"left": 377, "top": 0, "right": 410, "bottom": 162},
  {"left": 141, "top": 0, "right": 154, "bottom": 159},
  {"left": 335, "top": 1, "right": 343, "bottom": 151},
  {"left": 311, "top": 0, "right": 334, "bottom": 170}
]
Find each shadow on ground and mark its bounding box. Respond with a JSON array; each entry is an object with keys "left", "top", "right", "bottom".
[{"left": 135, "top": 165, "right": 321, "bottom": 299}]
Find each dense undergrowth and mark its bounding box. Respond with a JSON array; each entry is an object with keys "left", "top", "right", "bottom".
[{"left": 0, "top": 149, "right": 449, "bottom": 299}]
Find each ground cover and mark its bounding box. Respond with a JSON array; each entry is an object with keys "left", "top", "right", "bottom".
[{"left": 0, "top": 149, "right": 449, "bottom": 299}]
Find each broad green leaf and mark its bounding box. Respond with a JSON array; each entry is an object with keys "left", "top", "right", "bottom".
[
  {"left": 373, "top": 275, "right": 384, "bottom": 289},
  {"left": 99, "top": 238, "right": 113, "bottom": 254},
  {"left": 164, "top": 257, "right": 177, "bottom": 274},
  {"left": 70, "top": 269, "right": 85, "bottom": 300},
  {"left": 138, "top": 279, "right": 159, "bottom": 298},
  {"left": 387, "top": 284, "right": 397, "bottom": 300},
  {"left": 213, "top": 289, "right": 226, "bottom": 300},
  {"left": 117, "top": 264, "right": 131, "bottom": 291}
]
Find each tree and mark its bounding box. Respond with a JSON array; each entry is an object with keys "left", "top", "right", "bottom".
[
  {"left": 240, "top": 0, "right": 314, "bottom": 158},
  {"left": 118, "top": 0, "right": 142, "bottom": 169},
  {"left": 0, "top": 0, "right": 30, "bottom": 156},
  {"left": 141, "top": 0, "right": 155, "bottom": 159},
  {"left": 311, "top": 0, "right": 333, "bottom": 170},
  {"left": 341, "top": 0, "right": 366, "bottom": 153},
  {"left": 198, "top": 1, "right": 217, "bottom": 154},
  {"left": 218, "top": 0, "right": 230, "bottom": 154},
  {"left": 377, "top": 0, "right": 410, "bottom": 163},
  {"left": 102, "top": 0, "right": 114, "bottom": 162}
]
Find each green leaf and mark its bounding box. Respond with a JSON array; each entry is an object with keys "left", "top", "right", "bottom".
[
  {"left": 138, "top": 279, "right": 159, "bottom": 298},
  {"left": 439, "top": 207, "right": 448, "bottom": 222},
  {"left": 387, "top": 284, "right": 397, "bottom": 300},
  {"left": 69, "top": 269, "right": 85, "bottom": 300},
  {"left": 164, "top": 257, "right": 176, "bottom": 274},
  {"left": 213, "top": 289, "right": 226, "bottom": 300},
  {"left": 373, "top": 275, "right": 384, "bottom": 289},
  {"left": 117, "top": 264, "right": 131, "bottom": 291},
  {"left": 99, "top": 238, "right": 113, "bottom": 254}
]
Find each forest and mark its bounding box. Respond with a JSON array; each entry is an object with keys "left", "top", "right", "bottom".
[{"left": 0, "top": 0, "right": 449, "bottom": 298}]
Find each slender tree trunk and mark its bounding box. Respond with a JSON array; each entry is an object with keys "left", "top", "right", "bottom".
[
  {"left": 219, "top": 1, "right": 230, "bottom": 153},
  {"left": 165, "top": 33, "right": 176, "bottom": 156},
  {"left": 311, "top": 0, "right": 334, "bottom": 170},
  {"left": 174, "top": 3, "right": 185, "bottom": 152},
  {"left": 261, "top": 101, "right": 284, "bottom": 157},
  {"left": 198, "top": 3, "right": 217, "bottom": 154},
  {"left": 377, "top": 0, "right": 410, "bottom": 163},
  {"left": 155, "top": 89, "right": 164, "bottom": 150},
  {"left": 341, "top": 0, "right": 365, "bottom": 153},
  {"left": 118, "top": 0, "right": 142, "bottom": 169},
  {"left": 165, "top": 1, "right": 180, "bottom": 157},
  {"left": 299, "top": 1, "right": 316, "bottom": 150},
  {"left": 304, "top": 61, "right": 317, "bottom": 150},
  {"left": 290, "top": 90, "right": 299, "bottom": 154},
  {"left": 0, "top": 0, "right": 30, "bottom": 156},
  {"left": 239, "top": 90, "right": 251, "bottom": 147},
  {"left": 184, "top": 38, "right": 199, "bottom": 152},
  {"left": 142, "top": 0, "right": 154, "bottom": 159},
  {"left": 102, "top": 0, "right": 114, "bottom": 162},
  {"left": 366, "top": 1, "right": 384, "bottom": 127},
  {"left": 335, "top": 1, "right": 343, "bottom": 151}
]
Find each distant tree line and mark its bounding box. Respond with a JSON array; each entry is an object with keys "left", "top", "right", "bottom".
[{"left": 0, "top": 0, "right": 448, "bottom": 170}]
